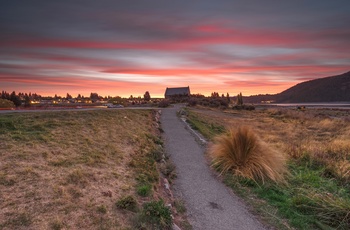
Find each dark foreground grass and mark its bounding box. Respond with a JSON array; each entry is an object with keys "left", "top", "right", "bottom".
[{"left": 186, "top": 108, "right": 350, "bottom": 229}]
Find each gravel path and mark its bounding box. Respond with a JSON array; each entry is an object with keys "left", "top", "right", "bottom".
[{"left": 161, "top": 105, "right": 267, "bottom": 230}]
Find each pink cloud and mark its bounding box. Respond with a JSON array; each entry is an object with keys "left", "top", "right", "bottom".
[
  {"left": 0, "top": 73, "right": 164, "bottom": 97},
  {"left": 1, "top": 16, "right": 349, "bottom": 97}
]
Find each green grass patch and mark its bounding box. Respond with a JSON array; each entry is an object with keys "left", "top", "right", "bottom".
[
  {"left": 133, "top": 200, "right": 172, "bottom": 229},
  {"left": 136, "top": 184, "right": 152, "bottom": 197},
  {"left": 223, "top": 154, "right": 350, "bottom": 229},
  {"left": 186, "top": 109, "right": 225, "bottom": 139}
]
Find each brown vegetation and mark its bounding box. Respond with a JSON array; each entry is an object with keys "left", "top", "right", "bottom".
[
  {"left": 0, "top": 109, "right": 171, "bottom": 229},
  {"left": 209, "top": 126, "right": 288, "bottom": 184}
]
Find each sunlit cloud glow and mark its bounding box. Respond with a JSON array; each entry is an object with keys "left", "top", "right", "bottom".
[{"left": 1, "top": 0, "right": 349, "bottom": 97}]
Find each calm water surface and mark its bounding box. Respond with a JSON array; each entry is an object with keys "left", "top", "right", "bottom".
[{"left": 269, "top": 102, "right": 350, "bottom": 109}]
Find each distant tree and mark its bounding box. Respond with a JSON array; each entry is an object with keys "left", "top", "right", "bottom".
[
  {"left": 32, "top": 93, "right": 41, "bottom": 100},
  {"left": 144, "top": 91, "right": 151, "bottom": 101},
  {"left": 236, "top": 92, "right": 243, "bottom": 106},
  {"left": 109, "top": 96, "right": 123, "bottom": 104},
  {"left": 226, "top": 93, "right": 230, "bottom": 102},
  {"left": 66, "top": 93, "right": 72, "bottom": 99},
  {"left": 24, "top": 94, "right": 31, "bottom": 107},
  {"left": 1, "top": 91, "right": 10, "bottom": 100},
  {"left": 211, "top": 92, "right": 220, "bottom": 98},
  {"left": 191, "top": 93, "right": 205, "bottom": 98},
  {"left": 90, "top": 92, "right": 99, "bottom": 101},
  {"left": 10, "top": 91, "right": 22, "bottom": 107}
]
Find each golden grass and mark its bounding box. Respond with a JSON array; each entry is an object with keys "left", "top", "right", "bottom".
[
  {"left": 0, "top": 109, "right": 162, "bottom": 229},
  {"left": 209, "top": 126, "right": 288, "bottom": 184},
  {"left": 192, "top": 107, "right": 350, "bottom": 183},
  {"left": 188, "top": 107, "right": 350, "bottom": 228}
]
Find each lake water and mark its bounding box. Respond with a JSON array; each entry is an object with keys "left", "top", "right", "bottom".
[{"left": 269, "top": 102, "right": 350, "bottom": 109}]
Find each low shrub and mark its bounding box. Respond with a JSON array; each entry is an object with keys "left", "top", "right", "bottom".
[
  {"left": 133, "top": 200, "right": 172, "bottom": 229},
  {"left": 0, "top": 99, "right": 15, "bottom": 108},
  {"left": 158, "top": 99, "right": 170, "bottom": 108},
  {"left": 187, "top": 98, "right": 197, "bottom": 106},
  {"left": 209, "top": 126, "right": 288, "bottom": 184},
  {"left": 232, "top": 105, "right": 255, "bottom": 110},
  {"left": 174, "top": 199, "right": 187, "bottom": 214},
  {"left": 97, "top": 205, "right": 107, "bottom": 214},
  {"left": 160, "top": 161, "right": 176, "bottom": 179},
  {"left": 136, "top": 184, "right": 152, "bottom": 197},
  {"left": 115, "top": 195, "right": 138, "bottom": 212}
]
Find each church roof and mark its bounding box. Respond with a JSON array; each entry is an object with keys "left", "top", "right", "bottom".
[{"left": 165, "top": 87, "right": 190, "bottom": 96}]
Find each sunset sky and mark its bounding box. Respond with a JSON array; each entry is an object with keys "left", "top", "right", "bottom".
[{"left": 1, "top": 1, "right": 349, "bottom": 98}]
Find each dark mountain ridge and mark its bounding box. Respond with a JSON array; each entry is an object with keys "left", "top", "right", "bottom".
[
  {"left": 243, "top": 71, "right": 350, "bottom": 103},
  {"left": 276, "top": 71, "right": 350, "bottom": 103}
]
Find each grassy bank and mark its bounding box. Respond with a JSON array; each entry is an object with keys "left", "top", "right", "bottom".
[
  {"left": 0, "top": 109, "right": 175, "bottom": 229},
  {"left": 186, "top": 107, "right": 350, "bottom": 229}
]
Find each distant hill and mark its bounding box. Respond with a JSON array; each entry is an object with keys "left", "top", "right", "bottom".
[
  {"left": 276, "top": 71, "right": 350, "bottom": 103},
  {"left": 243, "top": 71, "right": 350, "bottom": 103}
]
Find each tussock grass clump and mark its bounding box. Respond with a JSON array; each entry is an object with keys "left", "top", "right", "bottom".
[{"left": 210, "top": 126, "right": 288, "bottom": 184}]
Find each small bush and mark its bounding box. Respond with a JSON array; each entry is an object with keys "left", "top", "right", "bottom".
[
  {"left": 174, "top": 199, "right": 187, "bottom": 214},
  {"left": 6, "top": 212, "right": 32, "bottom": 227},
  {"left": 134, "top": 200, "right": 172, "bottom": 229},
  {"left": 187, "top": 98, "right": 197, "bottom": 106},
  {"left": 209, "top": 126, "right": 288, "bottom": 184},
  {"left": 50, "top": 219, "right": 65, "bottom": 230},
  {"left": 232, "top": 105, "right": 255, "bottom": 110},
  {"left": 0, "top": 99, "right": 15, "bottom": 108},
  {"left": 0, "top": 173, "right": 15, "bottom": 186},
  {"left": 160, "top": 161, "right": 176, "bottom": 179},
  {"left": 158, "top": 99, "right": 170, "bottom": 108},
  {"left": 115, "top": 195, "right": 138, "bottom": 212},
  {"left": 151, "top": 147, "right": 164, "bottom": 162},
  {"left": 97, "top": 205, "right": 107, "bottom": 214},
  {"left": 137, "top": 184, "right": 152, "bottom": 197},
  {"left": 66, "top": 169, "right": 88, "bottom": 186}
]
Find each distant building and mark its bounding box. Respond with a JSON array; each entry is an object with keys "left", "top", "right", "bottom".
[{"left": 164, "top": 86, "right": 191, "bottom": 100}]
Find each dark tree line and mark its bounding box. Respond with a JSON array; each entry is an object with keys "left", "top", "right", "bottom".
[
  {"left": 0, "top": 90, "right": 153, "bottom": 107},
  {"left": 0, "top": 91, "right": 41, "bottom": 107}
]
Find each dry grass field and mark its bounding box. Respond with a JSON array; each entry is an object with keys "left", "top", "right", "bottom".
[
  {"left": 0, "top": 109, "right": 178, "bottom": 229},
  {"left": 186, "top": 106, "right": 350, "bottom": 229}
]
